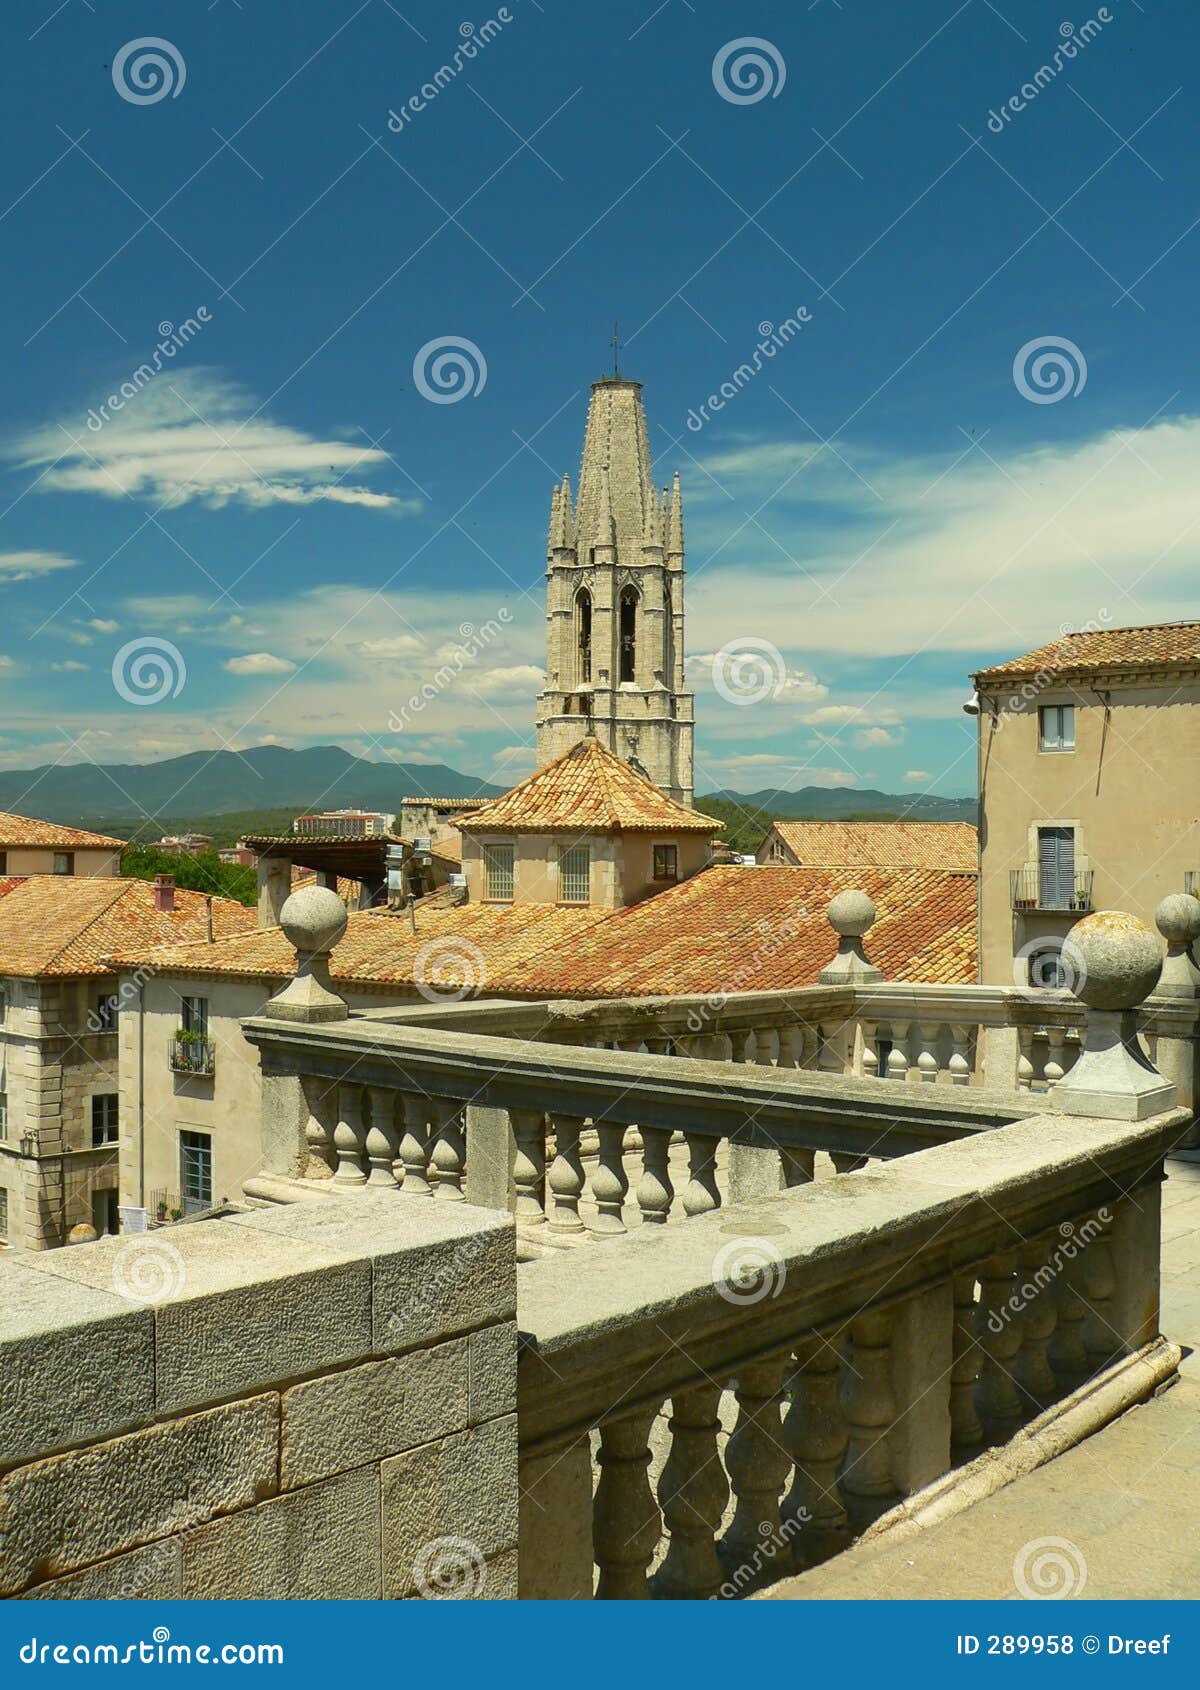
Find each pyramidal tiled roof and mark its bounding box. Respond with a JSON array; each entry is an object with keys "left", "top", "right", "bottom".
[
  {"left": 0, "top": 810, "right": 124, "bottom": 849},
  {"left": 455, "top": 738, "right": 721, "bottom": 834},
  {"left": 0, "top": 875, "right": 256, "bottom": 977},
  {"left": 768, "top": 820, "right": 978, "bottom": 872},
  {"left": 974, "top": 621, "right": 1200, "bottom": 681}
]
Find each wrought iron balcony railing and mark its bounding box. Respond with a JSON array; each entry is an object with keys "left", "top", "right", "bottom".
[
  {"left": 1010, "top": 866, "right": 1094, "bottom": 913},
  {"left": 170, "top": 1033, "right": 216, "bottom": 1076}
]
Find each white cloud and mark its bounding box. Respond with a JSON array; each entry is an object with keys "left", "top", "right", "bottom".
[
  {"left": 13, "top": 370, "right": 413, "bottom": 513},
  {"left": 905, "top": 769, "right": 933, "bottom": 782},
  {"left": 493, "top": 744, "right": 536, "bottom": 771},
  {"left": 354, "top": 634, "right": 426, "bottom": 661},
  {"left": 0, "top": 655, "right": 13, "bottom": 669},
  {"left": 223, "top": 651, "right": 298, "bottom": 676},
  {"left": 86, "top": 618, "right": 118, "bottom": 633},
  {"left": 0, "top": 550, "right": 78, "bottom": 582},
  {"left": 853, "top": 726, "right": 903, "bottom": 748},
  {"left": 50, "top": 660, "right": 88, "bottom": 672},
  {"left": 469, "top": 665, "right": 545, "bottom": 697}
]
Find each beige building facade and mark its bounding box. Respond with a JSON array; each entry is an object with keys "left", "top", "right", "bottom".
[{"left": 973, "top": 623, "right": 1200, "bottom": 987}]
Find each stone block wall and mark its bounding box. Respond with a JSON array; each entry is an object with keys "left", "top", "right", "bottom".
[{"left": 0, "top": 1192, "right": 518, "bottom": 1600}]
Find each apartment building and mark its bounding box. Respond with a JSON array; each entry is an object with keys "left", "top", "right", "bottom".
[
  {"left": 0, "top": 810, "right": 123, "bottom": 877},
  {"left": 973, "top": 620, "right": 1200, "bottom": 986}
]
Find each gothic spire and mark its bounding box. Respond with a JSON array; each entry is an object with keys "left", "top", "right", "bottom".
[
  {"left": 667, "top": 470, "right": 684, "bottom": 560},
  {"left": 593, "top": 464, "right": 615, "bottom": 550}
]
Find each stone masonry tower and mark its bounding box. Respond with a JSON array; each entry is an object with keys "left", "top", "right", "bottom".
[{"left": 535, "top": 378, "right": 695, "bottom": 805}]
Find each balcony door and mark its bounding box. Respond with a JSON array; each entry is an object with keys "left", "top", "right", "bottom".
[
  {"left": 180, "top": 1129, "right": 213, "bottom": 1215},
  {"left": 1037, "top": 825, "right": 1075, "bottom": 910}
]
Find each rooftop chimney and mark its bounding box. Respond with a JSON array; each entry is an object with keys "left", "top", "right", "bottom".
[{"left": 153, "top": 873, "right": 176, "bottom": 913}]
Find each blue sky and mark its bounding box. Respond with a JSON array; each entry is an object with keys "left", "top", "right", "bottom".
[{"left": 0, "top": 0, "right": 1197, "bottom": 801}]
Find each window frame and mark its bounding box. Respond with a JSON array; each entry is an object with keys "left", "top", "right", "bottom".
[
  {"left": 558, "top": 843, "right": 591, "bottom": 905},
  {"left": 1038, "top": 703, "right": 1076, "bottom": 752},
  {"left": 91, "top": 1093, "right": 119, "bottom": 1147},
  {"left": 52, "top": 851, "right": 74, "bottom": 875},
  {"left": 0, "top": 1184, "right": 8, "bottom": 1242},
  {"left": 180, "top": 1129, "right": 213, "bottom": 1211},
  {"left": 652, "top": 842, "right": 679, "bottom": 882},
  {"left": 482, "top": 841, "right": 515, "bottom": 903},
  {"left": 180, "top": 995, "right": 209, "bottom": 1038}
]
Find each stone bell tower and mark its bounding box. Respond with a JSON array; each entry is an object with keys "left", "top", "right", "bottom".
[{"left": 534, "top": 377, "right": 695, "bottom": 805}]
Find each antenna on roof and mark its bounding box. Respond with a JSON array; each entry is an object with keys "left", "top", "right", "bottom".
[{"left": 610, "top": 320, "right": 622, "bottom": 379}]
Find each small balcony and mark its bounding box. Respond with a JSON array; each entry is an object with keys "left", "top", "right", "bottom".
[
  {"left": 1010, "top": 866, "right": 1094, "bottom": 913},
  {"left": 170, "top": 1032, "right": 215, "bottom": 1076}
]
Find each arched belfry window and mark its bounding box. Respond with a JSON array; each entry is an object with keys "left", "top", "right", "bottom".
[
  {"left": 576, "top": 589, "right": 592, "bottom": 686},
  {"left": 619, "top": 587, "right": 638, "bottom": 684}
]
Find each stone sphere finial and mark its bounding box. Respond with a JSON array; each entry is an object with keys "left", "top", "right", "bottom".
[
  {"left": 280, "top": 885, "right": 347, "bottom": 956},
  {"left": 1061, "top": 909, "right": 1162, "bottom": 1012},
  {"left": 827, "top": 889, "right": 876, "bottom": 938},
  {"left": 1155, "top": 891, "right": 1200, "bottom": 949},
  {"left": 68, "top": 1222, "right": 98, "bottom": 1245}
]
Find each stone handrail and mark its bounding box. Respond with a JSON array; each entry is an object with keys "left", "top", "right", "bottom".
[{"left": 516, "top": 1104, "right": 1187, "bottom": 1598}]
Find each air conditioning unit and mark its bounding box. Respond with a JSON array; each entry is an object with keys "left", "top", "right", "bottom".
[
  {"left": 449, "top": 873, "right": 467, "bottom": 888},
  {"left": 414, "top": 836, "right": 432, "bottom": 852},
  {"left": 734, "top": 854, "right": 757, "bottom": 867}
]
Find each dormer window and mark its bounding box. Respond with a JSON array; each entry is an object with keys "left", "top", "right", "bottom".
[
  {"left": 484, "top": 842, "right": 515, "bottom": 902},
  {"left": 559, "top": 844, "right": 590, "bottom": 904}
]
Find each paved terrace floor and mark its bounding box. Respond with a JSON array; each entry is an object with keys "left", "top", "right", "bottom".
[{"left": 767, "top": 1154, "right": 1200, "bottom": 1601}]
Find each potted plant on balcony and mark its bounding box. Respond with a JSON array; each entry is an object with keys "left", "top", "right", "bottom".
[{"left": 156, "top": 1198, "right": 169, "bottom": 1222}]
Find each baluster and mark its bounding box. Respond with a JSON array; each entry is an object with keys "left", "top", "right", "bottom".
[
  {"left": 775, "top": 1024, "right": 799, "bottom": 1068},
  {"left": 721, "top": 1357, "right": 790, "bottom": 1585},
  {"left": 1082, "top": 1223, "right": 1117, "bottom": 1370},
  {"left": 753, "top": 1025, "right": 779, "bottom": 1066},
  {"left": 636, "top": 1125, "right": 674, "bottom": 1224},
  {"left": 976, "top": 1253, "right": 1023, "bottom": 1439},
  {"left": 948, "top": 1024, "right": 972, "bottom": 1086},
  {"left": 364, "top": 1086, "right": 400, "bottom": 1188},
  {"left": 303, "top": 1077, "right": 336, "bottom": 1177},
  {"left": 682, "top": 1131, "right": 721, "bottom": 1217},
  {"left": 818, "top": 1021, "right": 848, "bottom": 1075},
  {"left": 796, "top": 1023, "right": 819, "bottom": 1070},
  {"left": 590, "top": 1121, "right": 629, "bottom": 1235},
  {"left": 332, "top": 1081, "right": 368, "bottom": 1185},
  {"left": 780, "top": 1147, "right": 815, "bottom": 1186},
  {"left": 398, "top": 1093, "right": 432, "bottom": 1195},
  {"left": 1016, "top": 1026, "right": 1035, "bottom": 1091},
  {"left": 594, "top": 1406, "right": 662, "bottom": 1599},
  {"left": 547, "top": 1112, "right": 586, "bottom": 1234},
  {"left": 783, "top": 1336, "right": 849, "bottom": 1566},
  {"left": 1049, "top": 1244, "right": 1090, "bottom": 1385},
  {"left": 916, "top": 1022, "right": 940, "bottom": 1082},
  {"left": 654, "top": 1384, "right": 728, "bottom": 1600},
  {"left": 727, "top": 1027, "right": 752, "bottom": 1064},
  {"left": 886, "top": 1022, "right": 910, "bottom": 1082},
  {"left": 839, "top": 1310, "right": 897, "bottom": 1531},
  {"left": 510, "top": 1107, "right": 547, "bottom": 1230},
  {"left": 428, "top": 1097, "right": 466, "bottom": 1200},
  {"left": 1014, "top": 1238, "right": 1059, "bottom": 1409},
  {"left": 1043, "top": 1026, "right": 1068, "bottom": 1086},
  {"left": 950, "top": 1273, "right": 983, "bottom": 1456}
]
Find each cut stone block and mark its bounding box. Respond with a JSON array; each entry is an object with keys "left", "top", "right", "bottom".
[
  {"left": 469, "top": 1321, "right": 518, "bottom": 1425},
  {"left": 381, "top": 1415, "right": 518, "bottom": 1598},
  {"left": 17, "top": 1541, "right": 182, "bottom": 1601}
]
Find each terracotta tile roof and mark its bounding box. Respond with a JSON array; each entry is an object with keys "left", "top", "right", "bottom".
[
  {"left": 457, "top": 738, "right": 721, "bottom": 834},
  {"left": 0, "top": 876, "right": 256, "bottom": 978},
  {"left": 974, "top": 620, "right": 1200, "bottom": 682},
  {"left": 429, "top": 835, "right": 463, "bottom": 865},
  {"left": 111, "top": 865, "right": 975, "bottom": 997},
  {"left": 401, "top": 796, "right": 491, "bottom": 809},
  {"left": 0, "top": 811, "right": 124, "bottom": 850},
  {"left": 765, "top": 820, "right": 977, "bottom": 872},
  {"left": 291, "top": 871, "right": 361, "bottom": 906},
  {"left": 495, "top": 866, "right": 977, "bottom": 998},
  {"left": 110, "top": 900, "right": 614, "bottom": 987}
]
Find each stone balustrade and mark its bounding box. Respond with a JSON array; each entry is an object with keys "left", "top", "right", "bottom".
[{"left": 516, "top": 1102, "right": 1184, "bottom": 1598}]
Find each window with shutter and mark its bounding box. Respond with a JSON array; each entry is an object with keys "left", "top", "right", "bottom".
[{"left": 1037, "top": 826, "right": 1075, "bottom": 909}]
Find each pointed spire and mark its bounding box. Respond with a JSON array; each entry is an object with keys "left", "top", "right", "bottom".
[
  {"left": 560, "top": 474, "right": 573, "bottom": 542},
  {"left": 667, "top": 470, "right": 684, "bottom": 559},
  {"left": 550, "top": 474, "right": 573, "bottom": 553},
  {"left": 547, "top": 483, "right": 560, "bottom": 556},
  {"left": 593, "top": 465, "right": 615, "bottom": 550}
]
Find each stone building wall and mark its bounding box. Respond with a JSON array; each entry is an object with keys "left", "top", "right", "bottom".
[{"left": 0, "top": 1192, "right": 518, "bottom": 1600}]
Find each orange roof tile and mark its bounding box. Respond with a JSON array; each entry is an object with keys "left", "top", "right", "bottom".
[
  {"left": 429, "top": 835, "right": 463, "bottom": 865},
  {"left": 0, "top": 811, "right": 124, "bottom": 850},
  {"left": 457, "top": 738, "right": 721, "bottom": 834},
  {"left": 0, "top": 876, "right": 256, "bottom": 977},
  {"left": 765, "top": 820, "right": 977, "bottom": 872},
  {"left": 974, "top": 620, "right": 1200, "bottom": 682},
  {"left": 110, "top": 865, "right": 975, "bottom": 998},
  {"left": 493, "top": 866, "right": 977, "bottom": 998}
]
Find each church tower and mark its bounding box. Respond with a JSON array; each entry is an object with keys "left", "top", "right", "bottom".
[{"left": 535, "top": 377, "right": 695, "bottom": 805}]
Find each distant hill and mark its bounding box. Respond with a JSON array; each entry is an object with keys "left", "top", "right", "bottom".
[
  {"left": 0, "top": 744, "right": 504, "bottom": 828},
  {"left": 699, "top": 786, "right": 975, "bottom": 822}
]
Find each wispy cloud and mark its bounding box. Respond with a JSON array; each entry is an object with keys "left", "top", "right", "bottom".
[
  {"left": 0, "top": 550, "right": 78, "bottom": 582},
  {"left": 223, "top": 651, "right": 298, "bottom": 676},
  {"left": 13, "top": 370, "right": 414, "bottom": 514}
]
